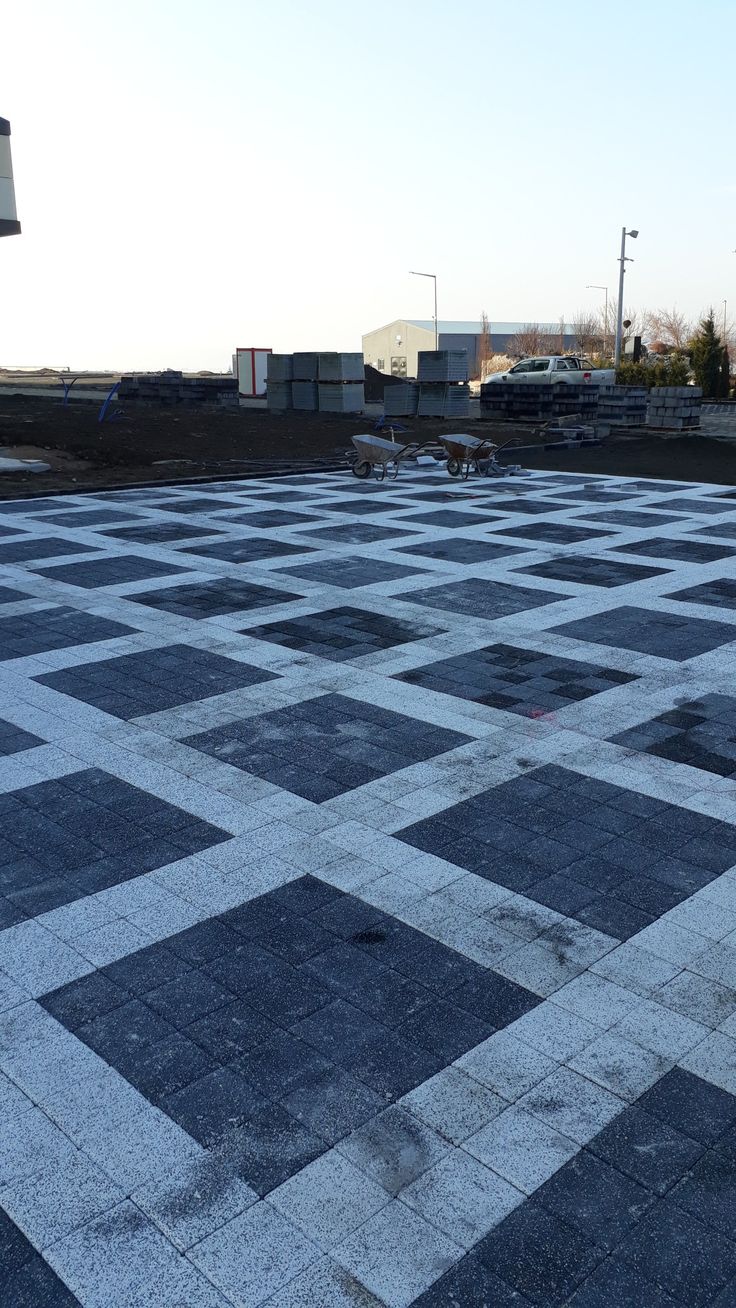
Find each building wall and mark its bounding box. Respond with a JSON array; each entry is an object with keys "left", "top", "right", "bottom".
[
  {"left": 362, "top": 320, "right": 435, "bottom": 380},
  {"left": 0, "top": 118, "right": 20, "bottom": 237}
]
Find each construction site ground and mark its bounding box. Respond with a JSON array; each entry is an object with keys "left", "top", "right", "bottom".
[{"left": 1, "top": 394, "right": 736, "bottom": 498}]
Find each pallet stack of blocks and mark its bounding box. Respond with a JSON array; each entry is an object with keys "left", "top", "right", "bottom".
[
  {"left": 267, "top": 354, "right": 364, "bottom": 413},
  {"left": 646, "top": 386, "right": 703, "bottom": 430},
  {"left": 384, "top": 351, "right": 470, "bottom": 418}
]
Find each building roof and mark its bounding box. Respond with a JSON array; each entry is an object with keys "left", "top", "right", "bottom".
[{"left": 408, "top": 320, "right": 569, "bottom": 335}]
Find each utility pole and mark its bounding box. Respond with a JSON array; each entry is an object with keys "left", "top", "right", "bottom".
[
  {"left": 614, "top": 227, "right": 639, "bottom": 368},
  {"left": 409, "top": 271, "right": 438, "bottom": 348}
]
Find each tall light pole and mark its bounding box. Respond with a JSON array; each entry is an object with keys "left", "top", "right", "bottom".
[
  {"left": 586, "top": 284, "right": 609, "bottom": 356},
  {"left": 614, "top": 228, "right": 638, "bottom": 368},
  {"left": 409, "top": 270, "right": 438, "bottom": 349}
]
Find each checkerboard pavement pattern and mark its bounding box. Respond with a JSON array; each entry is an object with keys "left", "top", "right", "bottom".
[{"left": 5, "top": 468, "right": 736, "bottom": 1305}]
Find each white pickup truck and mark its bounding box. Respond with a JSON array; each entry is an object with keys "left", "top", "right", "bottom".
[{"left": 485, "top": 356, "right": 615, "bottom": 385}]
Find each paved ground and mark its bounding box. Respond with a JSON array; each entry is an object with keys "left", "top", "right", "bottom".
[{"left": 3, "top": 467, "right": 736, "bottom": 1306}]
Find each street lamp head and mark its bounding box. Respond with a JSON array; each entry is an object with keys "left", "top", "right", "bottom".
[{"left": 627, "top": 229, "right": 639, "bottom": 239}]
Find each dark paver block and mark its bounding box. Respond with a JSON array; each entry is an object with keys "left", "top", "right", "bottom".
[
  {"left": 131, "top": 578, "right": 301, "bottom": 618},
  {"left": 182, "top": 692, "right": 470, "bottom": 801},
  {"left": 396, "top": 642, "right": 636, "bottom": 715},
  {"left": 34, "top": 555, "right": 189, "bottom": 589},
  {"left": 0, "top": 605, "right": 135, "bottom": 661},
  {"left": 35, "top": 643, "right": 278, "bottom": 719},
  {"left": 0, "top": 768, "right": 230, "bottom": 921},
  {"left": 41, "top": 876, "right": 539, "bottom": 1194},
  {"left": 402, "top": 578, "right": 568, "bottom": 619},
  {"left": 552, "top": 605, "right": 736, "bottom": 660},
  {"left": 396, "top": 763, "right": 736, "bottom": 939},
  {"left": 514, "top": 555, "right": 669, "bottom": 588},
  {"left": 246, "top": 605, "right": 443, "bottom": 662}
]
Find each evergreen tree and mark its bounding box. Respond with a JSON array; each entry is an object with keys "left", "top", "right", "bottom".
[
  {"left": 720, "top": 345, "right": 732, "bottom": 398},
  {"left": 690, "top": 310, "right": 725, "bottom": 397}
]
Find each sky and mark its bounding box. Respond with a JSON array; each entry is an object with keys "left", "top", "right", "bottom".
[{"left": 1, "top": 0, "right": 734, "bottom": 371}]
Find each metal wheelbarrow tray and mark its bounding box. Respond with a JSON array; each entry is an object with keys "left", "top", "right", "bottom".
[
  {"left": 435, "top": 432, "right": 523, "bottom": 478},
  {"left": 351, "top": 433, "right": 430, "bottom": 481}
]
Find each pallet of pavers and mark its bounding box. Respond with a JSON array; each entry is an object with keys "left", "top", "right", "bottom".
[{"left": 647, "top": 386, "right": 702, "bottom": 430}]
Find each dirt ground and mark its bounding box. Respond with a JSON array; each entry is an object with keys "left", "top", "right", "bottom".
[{"left": 0, "top": 394, "right": 735, "bottom": 499}]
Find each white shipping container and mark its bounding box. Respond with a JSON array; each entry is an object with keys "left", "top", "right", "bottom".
[{"left": 236, "top": 347, "right": 272, "bottom": 398}]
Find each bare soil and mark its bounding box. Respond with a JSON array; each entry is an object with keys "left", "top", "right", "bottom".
[{"left": 0, "top": 394, "right": 734, "bottom": 499}]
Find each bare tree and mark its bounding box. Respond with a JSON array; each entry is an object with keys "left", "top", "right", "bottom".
[
  {"left": 477, "top": 311, "right": 493, "bottom": 380},
  {"left": 644, "top": 307, "right": 693, "bottom": 351},
  {"left": 505, "top": 324, "right": 550, "bottom": 358},
  {"left": 603, "top": 301, "right": 643, "bottom": 355},
  {"left": 571, "top": 309, "right": 602, "bottom": 357}
]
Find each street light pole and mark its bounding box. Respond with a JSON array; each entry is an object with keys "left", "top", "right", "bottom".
[
  {"left": 409, "top": 270, "right": 438, "bottom": 349},
  {"left": 614, "top": 228, "right": 638, "bottom": 369},
  {"left": 586, "top": 284, "right": 609, "bottom": 356}
]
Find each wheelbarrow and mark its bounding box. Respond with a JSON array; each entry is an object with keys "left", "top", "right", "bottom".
[
  {"left": 350, "top": 433, "right": 430, "bottom": 481},
  {"left": 436, "top": 432, "right": 526, "bottom": 478}
]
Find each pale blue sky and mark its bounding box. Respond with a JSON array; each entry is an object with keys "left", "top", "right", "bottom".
[{"left": 2, "top": 0, "right": 734, "bottom": 369}]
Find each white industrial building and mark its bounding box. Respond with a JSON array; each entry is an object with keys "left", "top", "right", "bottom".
[
  {"left": 362, "top": 319, "right": 579, "bottom": 379},
  {"left": 0, "top": 117, "right": 20, "bottom": 238}
]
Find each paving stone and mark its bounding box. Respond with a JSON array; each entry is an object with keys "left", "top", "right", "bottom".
[
  {"left": 246, "top": 606, "right": 444, "bottom": 662},
  {"left": 396, "top": 642, "right": 636, "bottom": 716},
  {"left": 35, "top": 644, "right": 279, "bottom": 719},
  {"left": 552, "top": 604, "right": 736, "bottom": 660},
  {"left": 131, "top": 577, "right": 301, "bottom": 617},
  {"left": 0, "top": 605, "right": 135, "bottom": 660},
  {"left": 182, "top": 693, "right": 470, "bottom": 802},
  {"left": 34, "top": 555, "right": 189, "bottom": 588},
  {"left": 8, "top": 470, "right": 736, "bottom": 1301}
]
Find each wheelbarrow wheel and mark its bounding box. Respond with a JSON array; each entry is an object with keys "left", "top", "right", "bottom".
[
  {"left": 352, "top": 460, "right": 371, "bottom": 479},
  {"left": 446, "top": 457, "right": 462, "bottom": 477}
]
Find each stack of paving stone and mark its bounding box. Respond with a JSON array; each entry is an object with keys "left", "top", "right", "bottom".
[
  {"left": 384, "top": 382, "right": 420, "bottom": 416},
  {"left": 265, "top": 354, "right": 293, "bottom": 411},
  {"left": 480, "top": 381, "right": 556, "bottom": 421},
  {"left": 291, "top": 353, "right": 320, "bottom": 411},
  {"left": 285, "top": 352, "right": 365, "bottom": 412},
  {"left": 646, "top": 386, "right": 702, "bottom": 430},
  {"left": 317, "top": 353, "right": 365, "bottom": 413},
  {"left": 479, "top": 380, "right": 599, "bottom": 423},
  {"left": 596, "top": 384, "right": 649, "bottom": 426},
  {"left": 119, "top": 372, "right": 238, "bottom": 405},
  {"left": 417, "top": 350, "right": 470, "bottom": 417}
]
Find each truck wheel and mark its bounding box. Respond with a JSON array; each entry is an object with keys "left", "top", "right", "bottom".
[
  {"left": 446, "top": 458, "right": 462, "bottom": 477},
  {"left": 352, "top": 460, "right": 371, "bottom": 479}
]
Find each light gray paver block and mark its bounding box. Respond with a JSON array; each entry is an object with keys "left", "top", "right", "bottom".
[
  {"left": 680, "top": 1031, "right": 736, "bottom": 1094},
  {"left": 656, "top": 970, "right": 736, "bottom": 1028},
  {"left": 189, "top": 1201, "right": 318, "bottom": 1308},
  {"left": 46, "top": 1201, "right": 231, "bottom": 1308},
  {"left": 400, "top": 1147, "right": 523, "bottom": 1248},
  {"left": 613, "top": 998, "right": 710, "bottom": 1059},
  {"left": 0, "top": 1151, "right": 123, "bottom": 1250},
  {"left": 516, "top": 1067, "right": 623, "bottom": 1144},
  {"left": 400, "top": 1067, "right": 506, "bottom": 1145},
  {"left": 0, "top": 1105, "right": 78, "bottom": 1188},
  {"left": 464, "top": 1105, "right": 578, "bottom": 1194},
  {"left": 333, "top": 1201, "right": 463, "bottom": 1308},
  {"left": 494, "top": 939, "right": 584, "bottom": 995},
  {"left": 455, "top": 1029, "right": 558, "bottom": 1101},
  {"left": 74, "top": 1104, "right": 201, "bottom": 1190},
  {"left": 269, "top": 1150, "right": 389, "bottom": 1252},
  {"left": 337, "top": 1106, "right": 451, "bottom": 1197},
  {"left": 552, "top": 972, "right": 642, "bottom": 1029},
  {"left": 133, "top": 1152, "right": 258, "bottom": 1251},
  {"left": 568, "top": 1032, "right": 672, "bottom": 1101},
  {"left": 509, "top": 1001, "right": 600, "bottom": 1062},
  {"left": 262, "top": 1257, "right": 385, "bottom": 1307}
]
